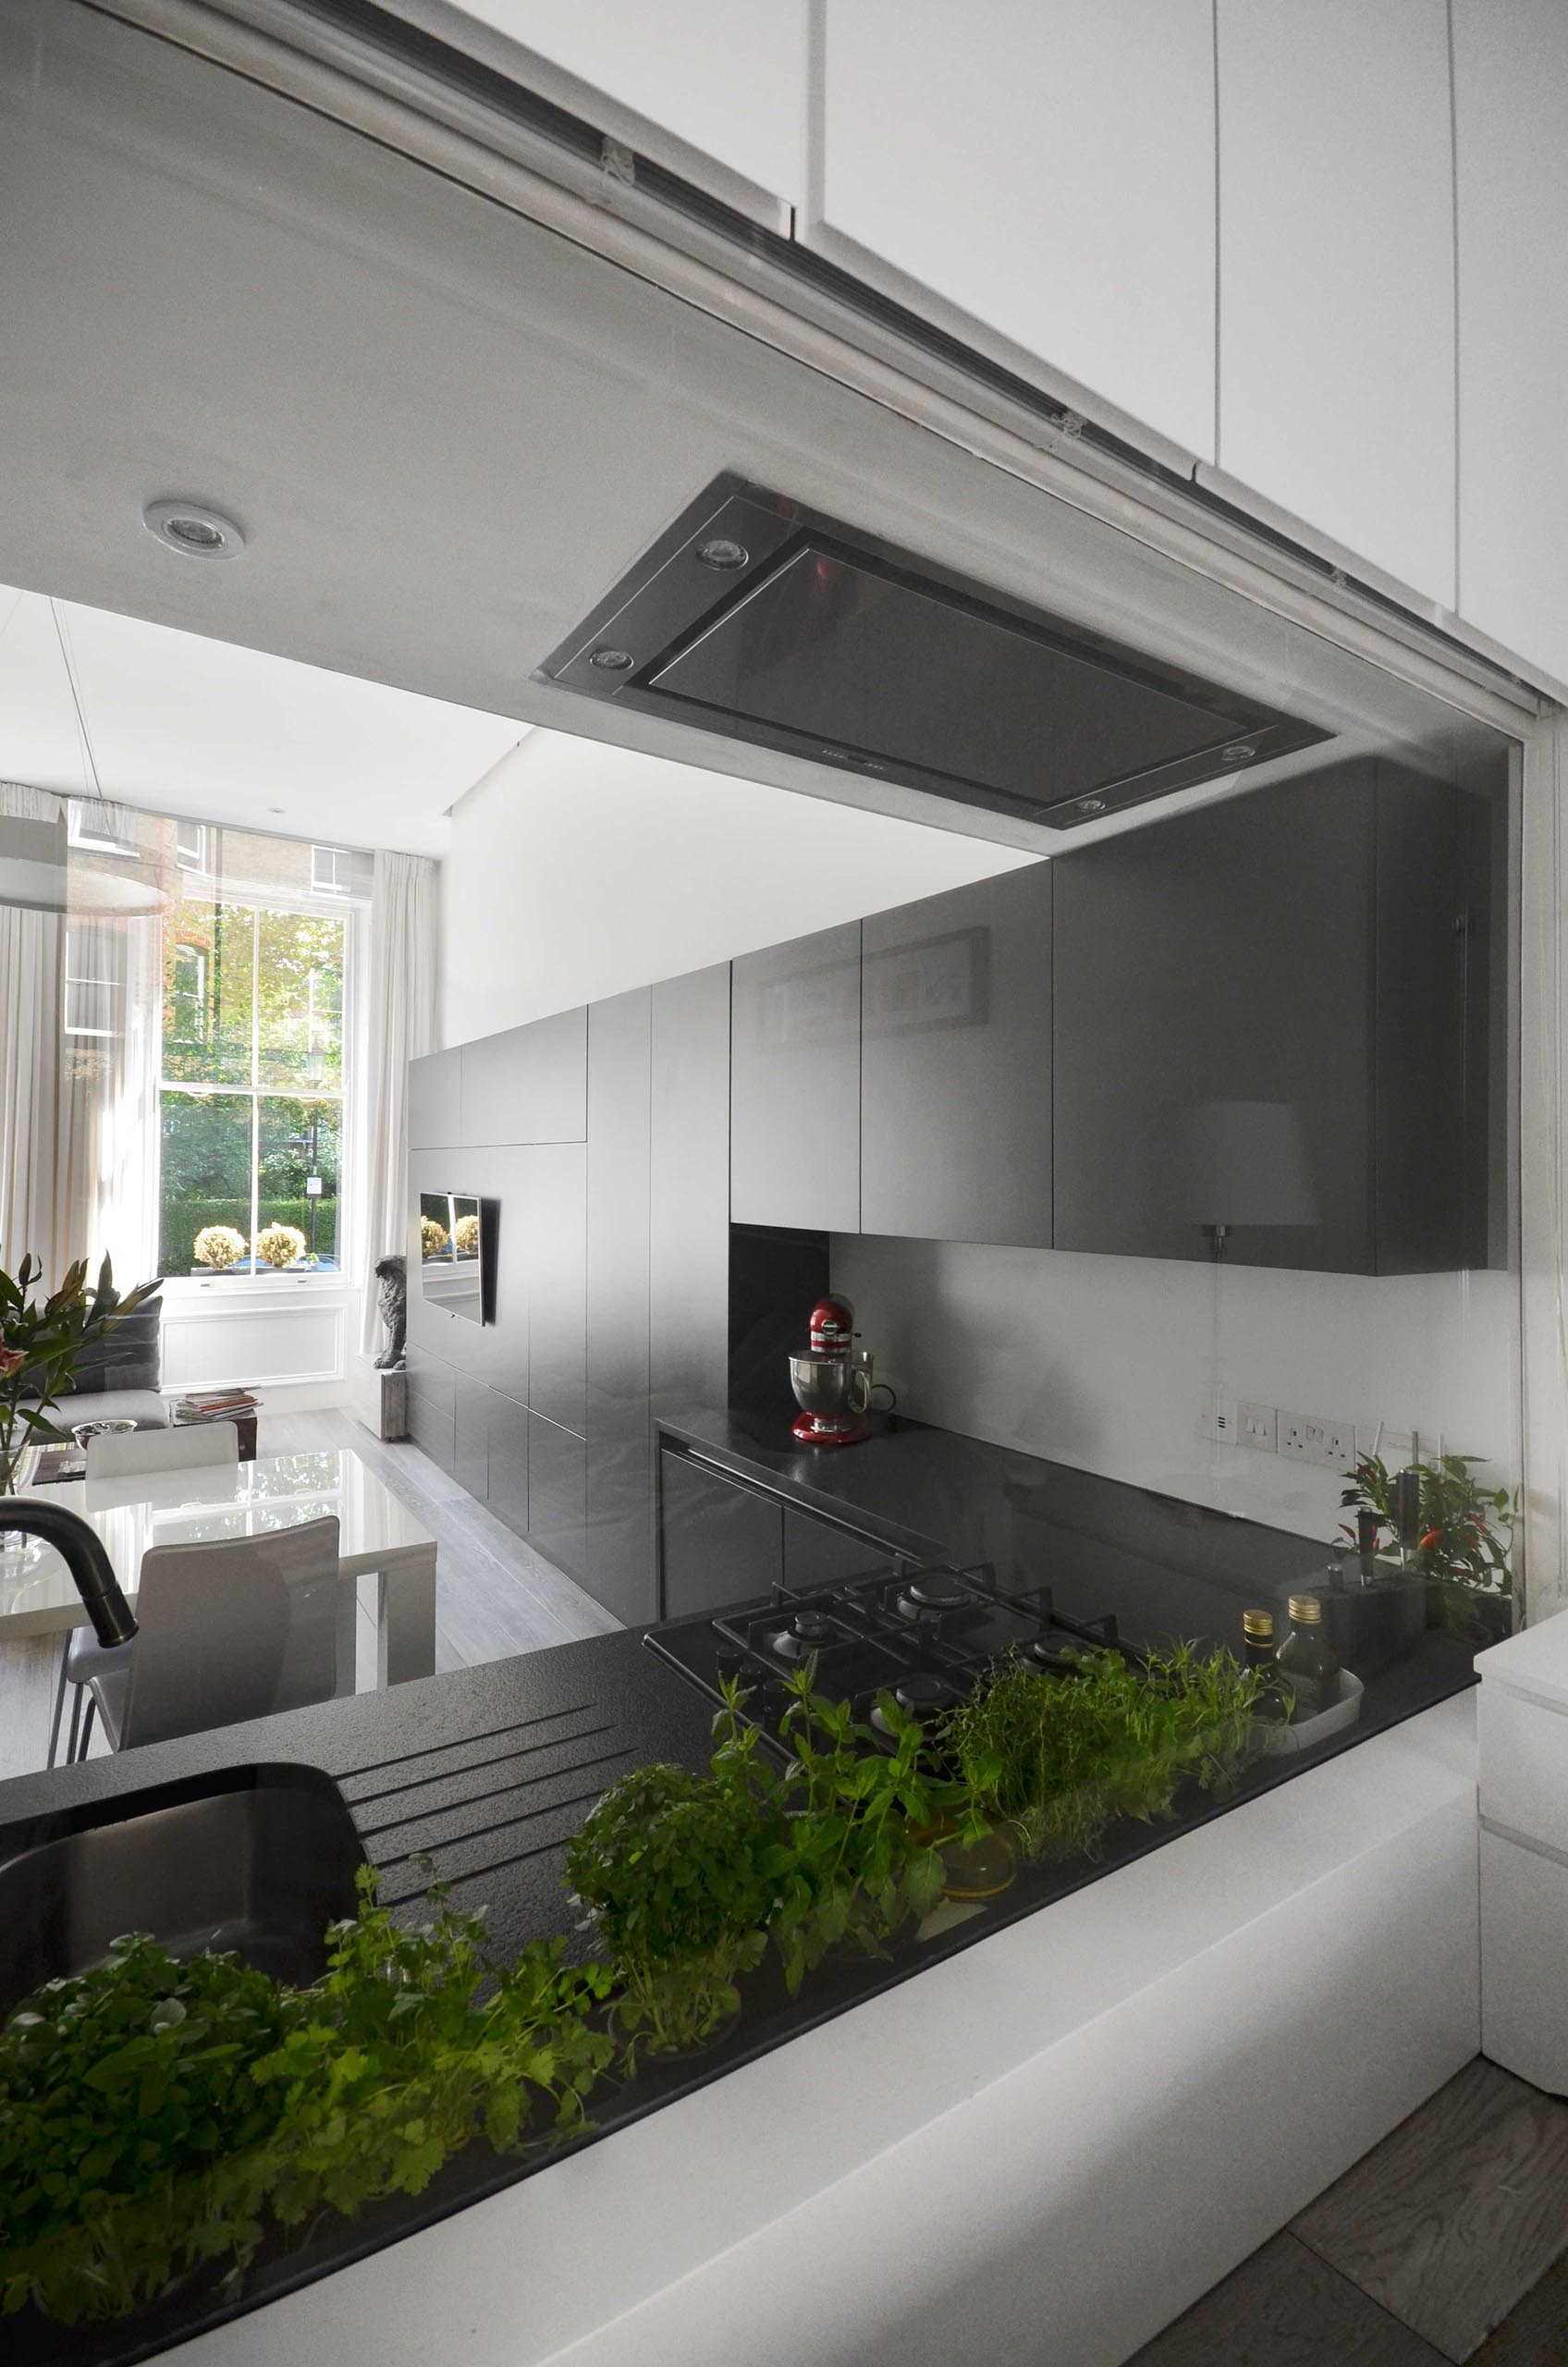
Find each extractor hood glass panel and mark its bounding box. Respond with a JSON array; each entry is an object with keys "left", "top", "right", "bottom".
[{"left": 649, "top": 544, "right": 1243, "bottom": 806}]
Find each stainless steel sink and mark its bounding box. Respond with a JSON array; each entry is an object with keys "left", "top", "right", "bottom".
[{"left": 0, "top": 1762, "right": 366, "bottom": 2018}]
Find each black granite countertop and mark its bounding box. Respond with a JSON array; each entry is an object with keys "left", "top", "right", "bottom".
[
  {"left": 0, "top": 1421, "right": 1484, "bottom": 2367},
  {"left": 0, "top": 1630, "right": 717, "bottom": 1975},
  {"left": 658, "top": 1408, "right": 1344, "bottom": 1650}
]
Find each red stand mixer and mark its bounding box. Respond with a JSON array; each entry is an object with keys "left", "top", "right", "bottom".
[{"left": 789, "top": 1293, "right": 874, "bottom": 1447}]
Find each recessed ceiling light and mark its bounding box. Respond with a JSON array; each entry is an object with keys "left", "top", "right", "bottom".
[{"left": 143, "top": 497, "right": 246, "bottom": 559}]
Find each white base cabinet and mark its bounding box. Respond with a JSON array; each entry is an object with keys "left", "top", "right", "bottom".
[
  {"left": 1475, "top": 1608, "right": 1568, "bottom": 2092},
  {"left": 179, "top": 1697, "right": 1477, "bottom": 2367}
]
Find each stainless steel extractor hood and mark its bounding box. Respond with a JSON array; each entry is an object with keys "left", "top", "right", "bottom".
[{"left": 537, "top": 475, "right": 1331, "bottom": 828}]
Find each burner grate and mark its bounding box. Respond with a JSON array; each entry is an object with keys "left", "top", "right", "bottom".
[{"left": 650, "top": 1560, "right": 1132, "bottom": 1758}]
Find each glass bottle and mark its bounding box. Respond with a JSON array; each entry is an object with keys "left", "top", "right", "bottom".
[
  {"left": 1242, "top": 1606, "right": 1276, "bottom": 1674},
  {"left": 1276, "top": 1593, "right": 1341, "bottom": 1722},
  {"left": 1243, "top": 1608, "right": 1288, "bottom": 1721}
]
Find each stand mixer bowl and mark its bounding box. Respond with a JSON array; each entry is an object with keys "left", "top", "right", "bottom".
[{"left": 789, "top": 1351, "right": 871, "bottom": 1445}]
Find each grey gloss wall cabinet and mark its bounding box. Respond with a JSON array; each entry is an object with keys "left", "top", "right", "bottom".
[
  {"left": 861, "top": 866, "right": 1053, "bottom": 1245},
  {"left": 649, "top": 966, "right": 731, "bottom": 1421},
  {"left": 406, "top": 970, "right": 740, "bottom": 1623},
  {"left": 584, "top": 989, "right": 655, "bottom": 1626},
  {"left": 1051, "top": 764, "right": 1490, "bottom": 1273},
  {"left": 730, "top": 922, "right": 862, "bottom": 1232},
  {"left": 409, "top": 761, "right": 1493, "bottom": 1625},
  {"left": 406, "top": 1035, "right": 593, "bottom": 1585}
]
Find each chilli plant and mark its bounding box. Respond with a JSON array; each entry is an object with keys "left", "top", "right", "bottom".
[
  {"left": 0, "top": 1254, "right": 160, "bottom": 1493},
  {"left": 1341, "top": 1450, "right": 1518, "bottom": 1638}
]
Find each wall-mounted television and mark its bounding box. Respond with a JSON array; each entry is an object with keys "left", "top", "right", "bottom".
[{"left": 417, "top": 1190, "right": 495, "bottom": 1326}]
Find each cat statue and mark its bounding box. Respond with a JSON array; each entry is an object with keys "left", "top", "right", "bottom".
[{"left": 374, "top": 1253, "right": 407, "bottom": 1369}]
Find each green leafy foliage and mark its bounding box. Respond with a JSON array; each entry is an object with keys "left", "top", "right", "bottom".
[
  {"left": 1341, "top": 1451, "right": 1517, "bottom": 1642},
  {"left": 942, "top": 1643, "right": 1265, "bottom": 1864},
  {"left": 1341, "top": 1452, "right": 1516, "bottom": 1600},
  {"left": 0, "top": 1254, "right": 161, "bottom": 1490},
  {"left": 566, "top": 1752, "right": 778, "bottom": 2059},
  {"left": 254, "top": 1865, "right": 612, "bottom": 2222},
  {"left": 0, "top": 1637, "right": 1276, "bottom": 2333},
  {"left": 0, "top": 1933, "right": 299, "bottom": 2324},
  {"left": 0, "top": 1869, "right": 612, "bottom": 2326},
  {"left": 741, "top": 1670, "right": 949, "bottom": 1993}
]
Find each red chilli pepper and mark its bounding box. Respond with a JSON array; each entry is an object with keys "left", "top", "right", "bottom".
[{"left": 1418, "top": 1527, "right": 1441, "bottom": 1551}]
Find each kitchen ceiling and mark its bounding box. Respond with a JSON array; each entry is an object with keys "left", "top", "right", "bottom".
[
  {"left": 0, "top": 2, "right": 1508, "bottom": 857},
  {"left": 0, "top": 582, "right": 524, "bottom": 856}
]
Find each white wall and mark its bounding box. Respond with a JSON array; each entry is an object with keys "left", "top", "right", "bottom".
[
  {"left": 439, "top": 730, "right": 1035, "bottom": 1042},
  {"left": 833, "top": 1233, "right": 1518, "bottom": 1547},
  {"left": 401, "top": 0, "right": 1568, "bottom": 688}
]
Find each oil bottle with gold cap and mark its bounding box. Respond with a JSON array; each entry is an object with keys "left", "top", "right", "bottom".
[
  {"left": 1275, "top": 1593, "right": 1340, "bottom": 1721},
  {"left": 1242, "top": 1609, "right": 1288, "bottom": 1721}
]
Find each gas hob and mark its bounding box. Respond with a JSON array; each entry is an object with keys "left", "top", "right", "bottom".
[{"left": 645, "top": 1563, "right": 1130, "bottom": 1753}]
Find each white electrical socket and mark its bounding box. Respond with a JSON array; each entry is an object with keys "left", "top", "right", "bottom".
[
  {"left": 1280, "top": 1412, "right": 1357, "bottom": 1468},
  {"left": 1320, "top": 1420, "right": 1357, "bottom": 1473},
  {"left": 1238, "top": 1402, "right": 1277, "bottom": 1453},
  {"left": 1207, "top": 1398, "right": 1239, "bottom": 1445}
]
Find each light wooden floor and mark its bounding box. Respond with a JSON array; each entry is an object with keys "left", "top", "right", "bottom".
[
  {"left": 1130, "top": 2055, "right": 1568, "bottom": 2365},
  {"left": 0, "top": 1405, "right": 618, "bottom": 1784}
]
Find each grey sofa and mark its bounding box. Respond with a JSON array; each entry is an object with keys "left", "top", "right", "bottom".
[{"left": 52, "top": 1294, "right": 168, "bottom": 1433}]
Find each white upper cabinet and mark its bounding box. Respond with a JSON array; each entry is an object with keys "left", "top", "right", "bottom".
[
  {"left": 382, "top": 1, "right": 807, "bottom": 225},
  {"left": 806, "top": 0, "right": 1218, "bottom": 468},
  {"left": 1452, "top": 0, "right": 1568, "bottom": 686},
  {"left": 1214, "top": 0, "right": 1456, "bottom": 608}
]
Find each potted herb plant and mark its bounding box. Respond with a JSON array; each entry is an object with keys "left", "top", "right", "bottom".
[
  {"left": 0, "top": 1868, "right": 612, "bottom": 2331},
  {"left": 943, "top": 1644, "right": 1264, "bottom": 1866},
  {"left": 761, "top": 1667, "right": 948, "bottom": 1993},
  {"left": 566, "top": 1756, "right": 778, "bottom": 2060},
  {"left": 1341, "top": 1451, "right": 1517, "bottom": 1648}
]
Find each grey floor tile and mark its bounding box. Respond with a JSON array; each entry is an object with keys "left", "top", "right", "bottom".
[
  {"left": 1292, "top": 2058, "right": 1568, "bottom": 2361},
  {"left": 1126, "top": 2232, "right": 1448, "bottom": 2367},
  {"left": 1469, "top": 2247, "right": 1568, "bottom": 2365}
]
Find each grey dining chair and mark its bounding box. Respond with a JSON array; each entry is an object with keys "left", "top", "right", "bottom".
[
  {"left": 58, "top": 1515, "right": 342, "bottom": 1762},
  {"left": 84, "top": 1421, "right": 239, "bottom": 1482}
]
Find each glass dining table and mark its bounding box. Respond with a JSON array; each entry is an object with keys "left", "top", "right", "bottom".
[{"left": 2, "top": 1446, "right": 437, "bottom": 1693}]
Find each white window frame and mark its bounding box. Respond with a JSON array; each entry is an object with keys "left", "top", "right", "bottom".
[
  {"left": 311, "top": 842, "right": 352, "bottom": 896},
  {"left": 67, "top": 798, "right": 138, "bottom": 858},
  {"left": 175, "top": 818, "right": 210, "bottom": 872},
  {"left": 157, "top": 887, "right": 349, "bottom": 1284}
]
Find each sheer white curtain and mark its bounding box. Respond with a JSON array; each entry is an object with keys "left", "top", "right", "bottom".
[
  {"left": 0, "top": 782, "right": 76, "bottom": 1283},
  {"left": 66, "top": 883, "right": 161, "bottom": 1286},
  {"left": 355, "top": 851, "right": 437, "bottom": 1355},
  {"left": 0, "top": 782, "right": 160, "bottom": 1290}
]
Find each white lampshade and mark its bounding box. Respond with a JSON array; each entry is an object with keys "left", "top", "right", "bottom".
[{"left": 1176, "top": 1098, "right": 1318, "bottom": 1229}]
